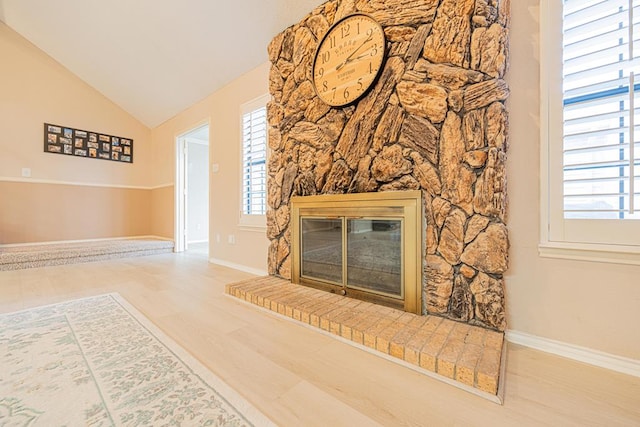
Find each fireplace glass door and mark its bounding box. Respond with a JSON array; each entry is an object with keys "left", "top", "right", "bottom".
[
  {"left": 347, "top": 219, "right": 402, "bottom": 298},
  {"left": 300, "top": 218, "right": 343, "bottom": 284},
  {"left": 300, "top": 217, "right": 403, "bottom": 300}
]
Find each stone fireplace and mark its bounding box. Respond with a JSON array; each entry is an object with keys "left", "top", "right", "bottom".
[{"left": 266, "top": 0, "right": 509, "bottom": 332}]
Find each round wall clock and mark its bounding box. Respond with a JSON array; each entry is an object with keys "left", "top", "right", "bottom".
[{"left": 312, "top": 13, "right": 386, "bottom": 107}]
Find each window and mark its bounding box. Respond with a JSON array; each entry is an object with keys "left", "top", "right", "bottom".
[
  {"left": 240, "top": 94, "right": 269, "bottom": 228},
  {"left": 541, "top": 0, "right": 640, "bottom": 262},
  {"left": 562, "top": 0, "right": 639, "bottom": 220}
]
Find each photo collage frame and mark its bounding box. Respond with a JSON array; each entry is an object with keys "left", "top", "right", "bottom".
[{"left": 44, "top": 123, "right": 133, "bottom": 163}]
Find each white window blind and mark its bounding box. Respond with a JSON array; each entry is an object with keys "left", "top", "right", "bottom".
[
  {"left": 241, "top": 104, "right": 267, "bottom": 216},
  {"left": 562, "top": 0, "right": 640, "bottom": 220}
]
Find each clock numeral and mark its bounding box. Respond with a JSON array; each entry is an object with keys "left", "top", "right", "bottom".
[
  {"left": 332, "top": 87, "right": 337, "bottom": 100},
  {"left": 341, "top": 23, "right": 350, "bottom": 39},
  {"left": 357, "top": 22, "right": 360, "bottom": 35},
  {"left": 321, "top": 51, "right": 330, "bottom": 64},
  {"left": 365, "top": 33, "right": 374, "bottom": 44},
  {"left": 357, "top": 78, "right": 363, "bottom": 91},
  {"left": 343, "top": 87, "right": 350, "bottom": 100},
  {"left": 369, "top": 62, "right": 373, "bottom": 73},
  {"left": 371, "top": 45, "right": 378, "bottom": 57},
  {"left": 329, "top": 35, "right": 336, "bottom": 49},
  {"left": 322, "top": 81, "right": 329, "bottom": 92},
  {"left": 317, "top": 67, "right": 324, "bottom": 78}
]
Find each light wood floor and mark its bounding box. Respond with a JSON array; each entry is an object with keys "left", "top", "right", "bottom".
[{"left": 1, "top": 251, "right": 638, "bottom": 426}]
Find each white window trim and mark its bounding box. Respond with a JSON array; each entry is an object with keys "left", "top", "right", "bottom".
[
  {"left": 239, "top": 93, "right": 270, "bottom": 231},
  {"left": 539, "top": 0, "right": 640, "bottom": 265}
]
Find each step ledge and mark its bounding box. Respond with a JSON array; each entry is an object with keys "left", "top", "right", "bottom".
[{"left": 227, "top": 292, "right": 505, "bottom": 404}]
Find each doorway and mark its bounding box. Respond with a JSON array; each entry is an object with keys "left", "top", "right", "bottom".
[{"left": 175, "top": 124, "right": 209, "bottom": 254}]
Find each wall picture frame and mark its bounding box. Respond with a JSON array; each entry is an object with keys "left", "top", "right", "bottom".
[{"left": 44, "top": 123, "right": 133, "bottom": 163}]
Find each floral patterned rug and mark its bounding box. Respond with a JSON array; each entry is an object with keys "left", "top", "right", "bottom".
[{"left": 0, "top": 294, "right": 274, "bottom": 426}]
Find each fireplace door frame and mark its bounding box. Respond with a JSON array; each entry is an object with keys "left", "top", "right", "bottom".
[{"left": 291, "top": 190, "right": 423, "bottom": 314}]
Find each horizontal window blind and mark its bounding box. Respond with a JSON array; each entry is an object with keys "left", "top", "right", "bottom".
[
  {"left": 242, "top": 106, "right": 267, "bottom": 216},
  {"left": 563, "top": 0, "right": 640, "bottom": 219}
]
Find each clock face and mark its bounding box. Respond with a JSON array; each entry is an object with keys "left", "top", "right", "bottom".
[{"left": 312, "top": 14, "right": 386, "bottom": 107}]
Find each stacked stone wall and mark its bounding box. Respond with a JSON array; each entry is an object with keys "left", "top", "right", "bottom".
[{"left": 266, "top": 0, "right": 510, "bottom": 331}]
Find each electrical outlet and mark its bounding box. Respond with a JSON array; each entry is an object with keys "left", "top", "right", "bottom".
[
  {"left": 228, "top": 235, "right": 235, "bottom": 244},
  {"left": 21, "top": 168, "right": 31, "bottom": 178},
  {"left": 215, "top": 234, "right": 220, "bottom": 243}
]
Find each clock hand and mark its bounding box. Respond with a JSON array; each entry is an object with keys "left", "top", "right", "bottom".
[
  {"left": 335, "top": 36, "right": 372, "bottom": 71},
  {"left": 348, "top": 52, "right": 371, "bottom": 63},
  {"left": 335, "top": 53, "right": 371, "bottom": 72}
]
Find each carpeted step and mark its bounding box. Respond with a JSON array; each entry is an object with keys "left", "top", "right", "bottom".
[{"left": 0, "top": 238, "right": 174, "bottom": 271}]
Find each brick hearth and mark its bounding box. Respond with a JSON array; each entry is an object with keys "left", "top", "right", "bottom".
[{"left": 226, "top": 276, "right": 504, "bottom": 399}]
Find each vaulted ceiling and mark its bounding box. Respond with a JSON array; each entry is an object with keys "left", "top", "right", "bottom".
[{"left": 0, "top": 0, "right": 323, "bottom": 127}]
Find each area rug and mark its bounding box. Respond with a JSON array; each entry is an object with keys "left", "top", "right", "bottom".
[{"left": 0, "top": 294, "right": 274, "bottom": 426}]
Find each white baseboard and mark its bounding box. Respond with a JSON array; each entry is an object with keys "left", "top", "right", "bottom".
[
  {"left": 208, "top": 258, "right": 268, "bottom": 277},
  {"left": 506, "top": 330, "right": 640, "bottom": 378}
]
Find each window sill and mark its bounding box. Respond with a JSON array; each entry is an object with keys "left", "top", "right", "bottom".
[
  {"left": 538, "top": 241, "right": 640, "bottom": 266},
  {"left": 239, "top": 214, "right": 266, "bottom": 230}
]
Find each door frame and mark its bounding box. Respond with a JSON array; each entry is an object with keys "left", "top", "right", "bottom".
[{"left": 174, "top": 121, "right": 209, "bottom": 252}]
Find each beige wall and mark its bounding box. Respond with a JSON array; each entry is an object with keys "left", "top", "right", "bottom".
[
  {"left": 0, "top": 22, "right": 156, "bottom": 243},
  {"left": 151, "top": 185, "right": 174, "bottom": 240},
  {"left": 151, "top": 64, "right": 271, "bottom": 272},
  {"left": 507, "top": 1, "right": 640, "bottom": 359},
  {"left": 0, "top": 22, "right": 152, "bottom": 186},
  {"left": 0, "top": 181, "right": 152, "bottom": 243}
]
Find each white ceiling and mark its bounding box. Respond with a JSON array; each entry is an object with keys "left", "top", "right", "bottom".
[{"left": 0, "top": 0, "right": 323, "bottom": 128}]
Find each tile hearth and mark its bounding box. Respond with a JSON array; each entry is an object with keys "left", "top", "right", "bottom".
[{"left": 225, "top": 276, "right": 504, "bottom": 401}]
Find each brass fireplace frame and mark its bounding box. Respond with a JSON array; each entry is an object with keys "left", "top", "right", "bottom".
[{"left": 291, "top": 190, "right": 423, "bottom": 314}]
